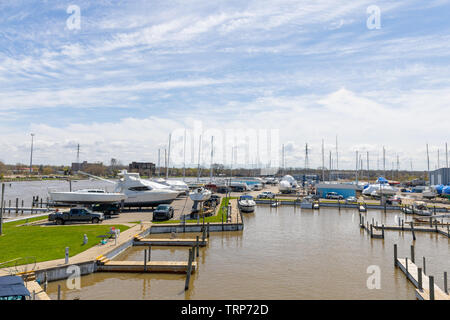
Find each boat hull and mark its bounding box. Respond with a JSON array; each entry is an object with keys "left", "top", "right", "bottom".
[{"left": 49, "top": 192, "right": 127, "bottom": 204}]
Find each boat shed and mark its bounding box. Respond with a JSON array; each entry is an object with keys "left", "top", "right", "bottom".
[{"left": 315, "top": 183, "right": 357, "bottom": 198}]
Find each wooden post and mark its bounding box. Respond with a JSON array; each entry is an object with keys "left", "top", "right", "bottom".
[
  {"left": 221, "top": 209, "right": 224, "bottom": 231},
  {"left": 148, "top": 246, "right": 151, "bottom": 261},
  {"left": 44, "top": 272, "right": 48, "bottom": 292},
  {"left": 410, "top": 245, "right": 415, "bottom": 263},
  {"left": 184, "top": 248, "right": 193, "bottom": 291},
  {"left": 144, "top": 249, "right": 147, "bottom": 271},
  {"left": 401, "top": 219, "right": 404, "bottom": 231},
  {"left": 418, "top": 268, "right": 423, "bottom": 291},
  {"left": 444, "top": 272, "right": 448, "bottom": 295},
  {"left": 65, "top": 247, "right": 69, "bottom": 264},
  {"left": 382, "top": 224, "right": 385, "bottom": 238},
  {"left": 429, "top": 276, "right": 435, "bottom": 300},
  {"left": 370, "top": 224, "right": 373, "bottom": 238},
  {"left": 207, "top": 222, "right": 210, "bottom": 238},
  {"left": 405, "top": 257, "right": 408, "bottom": 275},
  {"left": 394, "top": 244, "right": 398, "bottom": 267},
  {"left": 15, "top": 198, "right": 18, "bottom": 214},
  {"left": 411, "top": 222, "right": 416, "bottom": 241},
  {"left": 429, "top": 217, "right": 432, "bottom": 228},
  {"left": 196, "top": 236, "right": 199, "bottom": 258},
  {"left": 57, "top": 284, "right": 61, "bottom": 300},
  {"left": 32, "top": 290, "right": 36, "bottom": 300},
  {"left": 423, "top": 257, "right": 426, "bottom": 275}
]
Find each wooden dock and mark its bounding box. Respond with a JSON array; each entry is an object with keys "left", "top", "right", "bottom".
[
  {"left": 134, "top": 237, "right": 208, "bottom": 247},
  {"left": 374, "top": 223, "right": 450, "bottom": 238},
  {"left": 359, "top": 214, "right": 384, "bottom": 239},
  {"left": 25, "top": 280, "right": 51, "bottom": 300},
  {"left": 396, "top": 258, "right": 449, "bottom": 300},
  {"left": 97, "top": 260, "right": 196, "bottom": 274}
]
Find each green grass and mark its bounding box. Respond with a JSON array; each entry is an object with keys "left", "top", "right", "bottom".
[
  {"left": 0, "top": 216, "right": 130, "bottom": 267},
  {"left": 153, "top": 197, "right": 236, "bottom": 224}
]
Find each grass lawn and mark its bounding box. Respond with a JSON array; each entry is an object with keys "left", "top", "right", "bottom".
[
  {"left": 0, "top": 216, "right": 130, "bottom": 267},
  {"left": 153, "top": 197, "right": 236, "bottom": 224}
]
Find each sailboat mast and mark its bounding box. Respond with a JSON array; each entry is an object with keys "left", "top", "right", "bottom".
[
  {"left": 210, "top": 136, "right": 214, "bottom": 182},
  {"left": 322, "top": 139, "right": 325, "bottom": 182},
  {"left": 183, "top": 129, "right": 186, "bottom": 181},
  {"left": 197, "top": 135, "right": 202, "bottom": 182},
  {"left": 355, "top": 150, "right": 359, "bottom": 183},
  {"left": 367, "top": 151, "right": 370, "bottom": 184},
  {"left": 335, "top": 135, "right": 339, "bottom": 181},
  {"left": 383, "top": 146, "right": 386, "bottom": 178},
  {"left": 166, "top": 133, "right": 171, "bottom": 179},
  {"left": 426, "top": 143, "right": 430, "bottom": 185},
  {"left": 157, "top": 149, "right": 161, "bottom": 177}
]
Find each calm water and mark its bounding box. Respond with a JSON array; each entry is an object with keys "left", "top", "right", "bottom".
[{"left": 47, "top": 206, "right": 450, "bottom": 300}]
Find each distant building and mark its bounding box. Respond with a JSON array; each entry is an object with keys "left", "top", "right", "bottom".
[
  {"left": 128, "top": 162, "right": 155, "bottom": 175},
  {"left": 71, "top": 161, "right": 103, "bottom": 172},
  {"left": 316, "top": 183, "right": 357, "bottom": 198},
  {"left": 430, "top": 168, "right": 450, "bottom": 185}
]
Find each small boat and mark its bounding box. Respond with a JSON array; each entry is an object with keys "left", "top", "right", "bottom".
[
  {"left": 358, "top": 205, "right": 367, "bottom": 212},
  {"left": 270, "top": 200, "right": 279, "bottom": 207},
  {"left": 300, "top": 196, "right": 314, "bottom": 209},
  {"left": 412, "top": 201, "right": 432, "bottom": 216},
  {"left": 49, "top": 189, "right": 127, "bottom": 204},
  {"left": 401, "top": 206, "right": 414, "bottom": 214},
  {"left": 189, "top": 187, "right": 212, "bottom": 202},
  {"left": 238, "top": 195, "right": 256, "bottom": 213}
]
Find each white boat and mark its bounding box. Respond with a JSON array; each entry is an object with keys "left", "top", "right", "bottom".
[
  {"left": 422, "top": 187, "right": 437, "bottom": 199},
  {"left": 238, "top": 195, "right": 256, "bottom": 213},
  {"left": 49, "top": 189, "right": 127, "bottom": 204},
  {"left": 300, "top": 196, "right": 314, "bottom": 209},
  {"left": 189, "top": 187, "right": 212, "bottom": 202},
  {"left": 152, "top": 178, "right": 190, "bottom": 195},
  {"left": 278, "top": 175, "right": 299, "bottom": 194},
  {"left": 412, "top": 201, "right": 432, "bottom": 216},
  {"left": 114, "top": 171, "right": 180, "bottom": 207},
  {"left": 362, "top": 177, "right": 397, "bottom": 197}
]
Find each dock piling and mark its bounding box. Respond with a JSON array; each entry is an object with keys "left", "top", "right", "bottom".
[
  {"left": 394, "top": 244, "right": 398, "bottom": 267},
  {"left": 410, "top": 222, "right": 416, "bottom": 241},
  {"left": 418, "top": 268, "right": 423, "bottom": 291},
  {"left": 429, "top": 276, "right": 435, "bottom": 300},
  {"left": 423, "top": 257, "right": 426, "bottom": 275},
  {"left": 444, "top": 272, "right": 448, "bottom": 295},
  {"left": 57, "top": 284, "right": 61, "bottom": 300},
  {"left": 196, "top": 236, "right": 199, "bottom": 258},
  {"left": 184, "top": 248, "right": 193, "bottom": 291},
  {"left": 144, "top": 249, "right": 147, "bottom": 271},
  {"left": 411, "top": 245, "right": 415, "bottom": 263}
]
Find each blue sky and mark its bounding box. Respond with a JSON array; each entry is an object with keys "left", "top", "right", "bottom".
[{"left": 0, "top": 0, "right": 449, "bottom": 170}]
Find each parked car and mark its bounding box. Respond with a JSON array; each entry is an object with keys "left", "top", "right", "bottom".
[
  {"left": 48, "top": 207, "right": 104, "bottom": 225},
  {"left": 257, "top": 192, "right": 276, "bottom": 199},
  {"left": 326, "top": 192, "right": 344, "bottom": 200},
  {"left": 386, "top": 196, "right": 402, "bottom": 205},
  {"left": 91, "top": 203, "right": 121, "bottom": 216},
  {"left": 152, "top": 204, "right": 174, "bottom": 221},
  {"left": 216, "top": 186, "right": 231, "bottom": 194},
  {"left": 345, "top": 196, "right": 358, "bottom": 203}
]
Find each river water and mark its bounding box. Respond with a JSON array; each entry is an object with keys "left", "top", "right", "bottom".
[{"left": 46, "top": 205, "right": 449, "bottom": 300}]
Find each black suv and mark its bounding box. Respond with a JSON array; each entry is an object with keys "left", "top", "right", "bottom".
[
  {"left": 152, "top": 205, "right": 174, "bottom": 221},
  {"left": 91, "top": 203, "right": 121, "bottom": 216}
]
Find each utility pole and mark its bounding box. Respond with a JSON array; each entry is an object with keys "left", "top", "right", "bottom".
[
  {"left": 0, "top": 183, "right": 4, "bottom": 236},
  {"left": 29, "top": 133, "right": 35, "bottom": 174},
  {"left": 426, "top": 143, "right": 430, "bottom": 185}
]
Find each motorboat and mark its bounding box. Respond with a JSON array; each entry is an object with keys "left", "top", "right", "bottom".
[
  {"left": 49, "top": 189, "right": 127, "bottom": 204},
  {"left": 238, "top": 195, "right": 256, "bottom": 213},
  {"left": 362, "top": 177, "right": 398, "bottom": 198},
  {"left": 411, "top": 201, "right": 432, "bottom": 216},
  {"left": 278, "top": 175, "right": 299, "bottom": 194},
  {"left": 189, "top": 187, "right": 212, "bottom": 202},
  {"left": 114, "top": 171, "right": 180, "bottom": 207},
  {"left": 422, "top": 187, "right": 437, "bottom": 199},
  {"left": 152, "top": 178, "right": 190, "bottom": 195}
]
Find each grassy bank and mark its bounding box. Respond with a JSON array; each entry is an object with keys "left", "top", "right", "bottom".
[
  {"left": 153, "top": 197, "right": 236, "bottom": 224},
  {"left": 0, "top": 216, "right": 130, "bottom": 267}
]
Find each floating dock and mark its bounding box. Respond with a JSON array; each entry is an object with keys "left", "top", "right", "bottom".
[
  {"left": 134, "top": 236, "right": 208, "bottom": 247},
  {"left": 97, "top": 260, "right": 196, "bottom": 274}
]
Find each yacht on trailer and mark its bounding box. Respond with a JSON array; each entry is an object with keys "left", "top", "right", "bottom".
[
  {"left": 49, "top": 189, "right": 127, "bottom": 204},
  {"left": 152, "top": 178, "right": 190, "bottom": 195},
  {"left": 114, "top": 171, "right": 180, "bottom": 207},
  {"left": 278, "top": 175, "right": 299, "bottom": 194}
]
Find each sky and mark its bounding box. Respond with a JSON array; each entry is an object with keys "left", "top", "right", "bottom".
[{"left": 0, "top": 0, "right": 449, "bottom": 170}]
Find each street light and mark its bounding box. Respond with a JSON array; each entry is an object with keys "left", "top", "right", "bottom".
[{"left": 30, "top": 133, "right": 35, "bottom": 174}]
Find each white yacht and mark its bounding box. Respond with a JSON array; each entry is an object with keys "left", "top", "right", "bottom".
[
  {"left": 189, "top": 187, "right": 212, "bottom": 202},
  {"left": 114, "top": 171, "right": 179, "bottom": 207},
  {"left": 362, "top": 177, "right": 397, "bottom": 197},
  {"left": 278, "top": 175, "right": 299, "bottom": 194},
  {"left": 238, "top": 195, "right": 256, "bottom": 213},
  {"left": 49, "top": 189, "right": 127, "bottom": 204},
  {"left": 152, "top": 178, "right": 190, "bottom": 195}
]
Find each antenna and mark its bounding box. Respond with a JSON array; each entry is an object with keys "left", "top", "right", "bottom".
[
  {"left": 305, "top": 143, "right": 309, "bottom": 171},
  {"left": 76, "top": 144, "right": 80, "bottom": 165}
]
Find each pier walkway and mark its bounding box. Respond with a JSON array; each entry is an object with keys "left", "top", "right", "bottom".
[
  {"left": 97, "top": 260, "right": 196, "bottom": 273},
  {"left": 396, "top": 258, "right": 449, "bottom": 300}
]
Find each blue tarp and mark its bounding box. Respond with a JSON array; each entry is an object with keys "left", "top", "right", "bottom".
[
  {"left": 376, "top": 177, "right": 389, "bottom": 184},
  {"left": 0, "top": 276, "right": 30, "bottom": 298},
  {"left": 443, "top": 186, "right": 450, "bottom": 195}
]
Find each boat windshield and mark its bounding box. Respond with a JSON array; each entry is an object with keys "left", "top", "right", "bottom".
[
  {"left": 240, "top": 195, "right": 253, "bottom": 200},
  {"left": 128, "top": 186, "right": 152, "bottom": 191}
]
